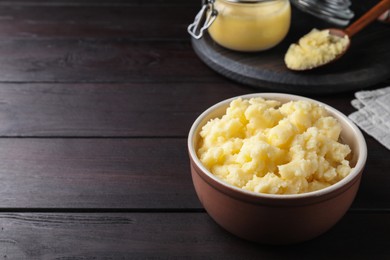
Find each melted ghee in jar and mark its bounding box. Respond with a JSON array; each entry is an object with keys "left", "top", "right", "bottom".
[{"left": 208, "top": 0, "right": 291, "bottom": 52}]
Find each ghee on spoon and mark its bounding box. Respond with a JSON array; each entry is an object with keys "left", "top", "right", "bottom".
[{"left": 285, "top": 0, "right": 390, "bottom": 71}]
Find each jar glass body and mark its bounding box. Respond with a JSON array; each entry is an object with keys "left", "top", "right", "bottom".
[{"left": 208, "top": 0, "right": 291, "bottom": 52}]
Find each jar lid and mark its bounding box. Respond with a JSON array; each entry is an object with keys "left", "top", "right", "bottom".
[{"left": 291, "top": 0, "right": 354, "bottom": 26}]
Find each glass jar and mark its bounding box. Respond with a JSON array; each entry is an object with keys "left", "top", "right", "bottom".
[{"left": 188, "top": 0, "right": 291, "bottom": 52}]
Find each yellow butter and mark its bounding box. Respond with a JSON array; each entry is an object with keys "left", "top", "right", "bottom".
[
  {"left": 197, "top": 98, "right": 352, "bottom": 194},
  {"left": 284, "top": 29, "right": 349, "bottom": 70}
]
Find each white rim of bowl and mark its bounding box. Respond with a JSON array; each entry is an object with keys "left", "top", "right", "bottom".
[{"left": 188, "top": 93, "right": 367, "bottom": 200}]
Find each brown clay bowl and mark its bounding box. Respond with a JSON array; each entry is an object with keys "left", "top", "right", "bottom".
[{"left": 188, "top": 93, "right": 367, "bottom": 245}]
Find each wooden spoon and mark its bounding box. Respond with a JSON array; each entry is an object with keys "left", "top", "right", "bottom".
[
  {"left": 330, "top": 0, "right": 390, "bottom": 40},
  {"left": 288, "top": 0, "right": 390, "bottom": 71}
]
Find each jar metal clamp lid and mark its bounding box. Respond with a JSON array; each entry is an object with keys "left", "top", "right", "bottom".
[{"left": 187, "top": 0, "right": 218, "bottom": 39}]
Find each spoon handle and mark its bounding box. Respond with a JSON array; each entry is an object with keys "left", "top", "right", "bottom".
[{"left": 345, "top": 0, "right": 390, "bottom": 37}]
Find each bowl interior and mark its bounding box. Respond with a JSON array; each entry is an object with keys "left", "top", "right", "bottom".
[{"left": 189, "top": 93, "right": 367, "bottom": 199}]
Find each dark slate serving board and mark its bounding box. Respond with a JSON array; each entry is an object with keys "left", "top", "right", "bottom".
[{"left": 191, "top": 8, "right": 390, "bottom": 95}]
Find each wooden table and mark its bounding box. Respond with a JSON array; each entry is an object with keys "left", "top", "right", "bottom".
[{"left": 0, "top": 0, "right": 388, "bottom": 258}]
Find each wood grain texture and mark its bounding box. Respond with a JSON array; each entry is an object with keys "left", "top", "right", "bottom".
[
  {"left": 0, "top": 138, "right": 200, "bottom": 209},
  {"left": 192, "top": 7, "right": 390, "bottom": 94},
  {"left": 0, "top": 83, "right": 250, "bottom": 137},
  {"left": 0, "top": 138, "right": 387, "bottom": 210},
  {"left": 0, "top": 2, "right": 197, "bottom": 39},
  {"left": 0, "top": 212, "right": 388, "bottom": 259},
  {"left": 0, "top": 39, "right": 224, "bottom": 83},
  {"left": 0, "top": 0, "right": 192, "bottom": 4},
  {"left": 0, "top": 1, "right": 203, "bottom": 84}
]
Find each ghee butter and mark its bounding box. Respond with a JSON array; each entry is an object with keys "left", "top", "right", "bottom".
[
  {"left": 284, "top": 29, "right": 350, "bottom": 70},
  {"left": 197, "top": 98, "right": 352, "bottom": 194},
  {"left": 208, "top": 0, "right": 291, "bottom": 52}
]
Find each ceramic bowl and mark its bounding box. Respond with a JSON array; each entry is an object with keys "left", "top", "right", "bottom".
[{"left": 188, "top": 93, "right": 367, "bottom": 244}]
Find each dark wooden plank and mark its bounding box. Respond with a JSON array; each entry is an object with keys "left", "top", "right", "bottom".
[
  {"left": 0, "top": 83, "right": 249, "bottom": 137},
  {"left": 0, "top": 39, "right": 224, "bottom": 83},
  {"left": 0, "top": 212, "right": 388, "bottom": 258},
  {"left": 0, "top": 0, "right": 194, "bottom": 5},
  {"left": 0, "top": 138, "right": 388, "bottom": 210},
  {"left": 0, "top": 3, "right": 198, "bottom": 39},
  {"left": 0, "top": 138, "right": 200, "bottom": 209}
]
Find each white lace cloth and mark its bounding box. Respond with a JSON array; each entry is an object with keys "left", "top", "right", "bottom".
[{"left": 349, "top": 87, "right": 390, "bottom": 150}]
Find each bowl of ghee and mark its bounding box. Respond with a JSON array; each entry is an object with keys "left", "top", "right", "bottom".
[
  {"left": 187, "top": 93, "right": 367, "bottom": 244},
  {"left": 188, "top": 0, "right": 291, "bottom": 52}
]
